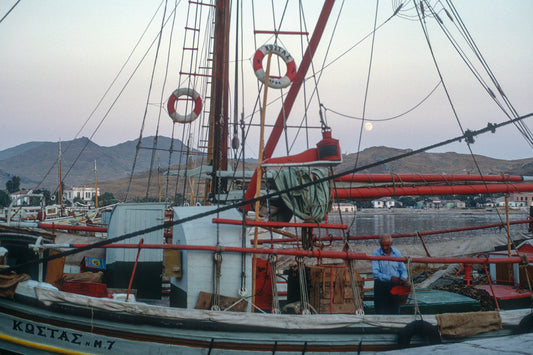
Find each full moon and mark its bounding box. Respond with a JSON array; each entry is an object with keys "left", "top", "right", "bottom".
[{"left": 364, "top": 122, "right": 373, "bottom": 131}]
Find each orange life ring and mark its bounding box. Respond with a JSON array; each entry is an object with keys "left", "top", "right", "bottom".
[
  {"left": 167, "top": 88, "right": 203, "bottom": 123},
  {"left": 253, "top": 44, "right": 297, "bottom": 89}
]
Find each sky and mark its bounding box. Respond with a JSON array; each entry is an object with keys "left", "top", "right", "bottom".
[{"left": 0, "top": 0, "right": 532, "bottom": 161}]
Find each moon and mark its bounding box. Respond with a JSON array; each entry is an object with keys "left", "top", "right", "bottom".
[{"left": 364, "top": 122, "right": 373, "bottom": 131}]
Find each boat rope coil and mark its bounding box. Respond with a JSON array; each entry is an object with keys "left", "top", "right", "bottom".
[
  {"left": 253, "top": 44, "right": 297, "bottom": 89},
  {"left": 167, "top": 88, "right": 203, "bottom": 123}
]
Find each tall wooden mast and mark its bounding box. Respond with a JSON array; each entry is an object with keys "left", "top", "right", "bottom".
[{"left": 208, "top": 0, "right": 231, "bottom": 200}]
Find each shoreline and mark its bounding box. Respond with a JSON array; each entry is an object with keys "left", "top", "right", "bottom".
[{"left": 334, "top": 208, "right": 529, "bottom": 215}]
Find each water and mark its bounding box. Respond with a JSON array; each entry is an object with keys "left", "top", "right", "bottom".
[{"left": 326, "top": 209, "right": 530, "bottom": 244}]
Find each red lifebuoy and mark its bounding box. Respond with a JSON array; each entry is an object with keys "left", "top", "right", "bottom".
[
  {"left": 253, "top": 44, "right": 297, "bottom": 89},
  {"left": 167, "top": 88, "right": 203, "bottom": 123}
]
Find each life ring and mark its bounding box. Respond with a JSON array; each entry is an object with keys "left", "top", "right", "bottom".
[
  {"left": 397, "top": 320, "right": 441, "bottom": 348},
  {"left": 91, "top": 258, "right": 101, "bottom": 267},
  {"left": 517, "top": 313, "right": 533, "bottom": 333},
  {"left": 167, "top": 88, "right": 203, "bottom": 123},
  {"left": 253, "top": 44, "right": 297, "bottom": 89}
]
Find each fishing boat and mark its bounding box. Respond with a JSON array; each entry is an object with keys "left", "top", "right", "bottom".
[{"left": 1, "top": 0, "right": 533, "bottom": 353}]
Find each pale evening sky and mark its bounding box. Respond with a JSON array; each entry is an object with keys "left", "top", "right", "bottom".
[{"left": 0, "top": 1, "right": 532, "bottom": 161}]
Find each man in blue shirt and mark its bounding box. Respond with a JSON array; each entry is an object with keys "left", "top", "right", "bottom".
[{"left": 372, "top": 234, "right": 408, "bottom": 314}]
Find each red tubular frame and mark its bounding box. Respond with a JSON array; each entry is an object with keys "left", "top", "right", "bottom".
[
  {"left": 334, "top": 183, "right": 533, "bottom": 199},
  {"left": 212, "top": 218, "right": 348, "bottom": 230},
  {"left": 67, "top": 242, "right": 529, "bottom": 265},
  {"left": 335, "top": 174, "right": 527, "bottom": 183}
]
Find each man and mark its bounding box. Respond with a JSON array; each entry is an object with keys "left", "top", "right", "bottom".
[{"left": 372, "top": 234, "right": 408, "bottom": 314}]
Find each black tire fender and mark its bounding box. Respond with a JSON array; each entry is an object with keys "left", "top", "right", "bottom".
[
  {"left": 518, "top": 313, "right": 533, "bottom": 334},
  {"left": 397, "top": 320, "right": 441, "bottom": 348}
]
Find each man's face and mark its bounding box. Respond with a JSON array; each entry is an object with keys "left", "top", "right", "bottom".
[{"left": 380, "top": 238, "right": 392, "bottom": 254}]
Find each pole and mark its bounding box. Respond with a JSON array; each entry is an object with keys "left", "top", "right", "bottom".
[
  {"left": 244, "top": 0, "right": 337, "bottom": 209},
  {"left": 94, "top": 160, "right": 99, "bottom": 209},
  {"left": 252, "top": 50, "right": 272, "bottom": 308}
]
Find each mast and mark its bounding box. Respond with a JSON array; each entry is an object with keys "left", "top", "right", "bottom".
[
  {"left": 209, "top": 0, "right": 231, "bottom": 200},
  {"left": 58, "top": 140, "right": 63, "bottom": 212},
  {"left": 94, "top": 160, "right": 99, "bottom": 209}
]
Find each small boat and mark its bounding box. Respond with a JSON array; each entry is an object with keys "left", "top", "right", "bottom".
[{"left": 1, "top": 1, "right": 533, "bottom": 353}]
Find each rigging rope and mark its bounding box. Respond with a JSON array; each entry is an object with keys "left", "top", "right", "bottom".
[
  {"left": 321, "top": 81, "right": 442, "bottom": 122},
  {"left": 0, "top": 0, "right": 22, "bottom": 24},
  {"left": 353, "top": 0, "right": 380, "bottom": 172},
  {"left": 415, "top": 0, "right": 524, "bottom": 241},
  {"left": 144, "top": 0, "right": 170, "bottom": 200},
  {"left": 4, "top": 112, "right": 532, "bottom": 273}
]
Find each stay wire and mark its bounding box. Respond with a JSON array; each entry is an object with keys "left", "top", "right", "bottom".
[
  {"left": 427, "top": 0, "right": 533, "bottom": 148},
  {"left": 5, "top": 112, "right": 530, "bottom": 274},
  {"left": 28, "top": 1, "right": 168, "bottom": 196},
  {"left": 144, "top": 0, "right": 170, "bottom": 200},
  {"left": 172, "top": 1, "right": 206, "bottom": 204},
  {"left": 444, "top": 0, "right": 533, "bottom": 147},
  {"left": 0, "top": 0, "right": 22, "bottom": 24},
  {"left": 322, "top": 81, "right": 441, "bottom": 122},
  {"left": 414, "top": 1, "right": 508, "bottom": 233},
  {"left": 353, "top": 0, "right": 380, "bottom": 172}
]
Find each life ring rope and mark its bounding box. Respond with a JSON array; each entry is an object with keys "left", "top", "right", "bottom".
[
  {"left": 253, "top": 44, "right": 297, "bottom": 89},
  {"left": 167, "top": 88, "right": 203, "bottom": 123}
]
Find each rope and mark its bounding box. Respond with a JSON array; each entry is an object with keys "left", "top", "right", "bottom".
[
  {"left": 3, "top": 113, "right": 532, "bottom": 275},
  {"left": 269, "top": 254, "right": 281, "bottom": 314},
  {"left": 481, "top": 261, "right": 500, "bottom": 311},
  {"left": 348, "top": 259, "right": 364, "bottom": 315},
  {"left": 519, "top": 254, "right": 533, "bottom": 308},
  {"left": 296, "top": 256, "right": 310, "bottom": 314},
  {"left": 407, "top": 257, "right": 423, "bottom": 320},
  {"left": 211, "top": 252, "right": 222, "bottom": 311}
]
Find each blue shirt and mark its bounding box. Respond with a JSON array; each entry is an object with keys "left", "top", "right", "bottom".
[{"left": 372, "top": 247, "right": 408, "bottom": 281}]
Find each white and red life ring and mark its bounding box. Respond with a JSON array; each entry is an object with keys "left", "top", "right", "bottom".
[
  {"left": 167, "top": 88, "right": 203, "bottom": 123},
  {"left": 253, "top": 44, "right": 297, "bottom": 89}
]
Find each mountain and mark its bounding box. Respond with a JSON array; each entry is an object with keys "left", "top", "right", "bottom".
[
  {"left": 335, "top": 147, "right": 533, "bottom": 176},
  {"left": 0, "top": 140, "right": 531, "bottom": 198},
  {"left": 0, "top": 136, "right": 193, "bottom": 191}
]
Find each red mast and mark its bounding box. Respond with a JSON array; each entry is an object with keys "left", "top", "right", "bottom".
[{"left": 243, "top": 0, "right": 337, "bottom": 210}]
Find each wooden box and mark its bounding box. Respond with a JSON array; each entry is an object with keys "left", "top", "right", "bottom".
[{"left": 308, "top": 265, "right": 363, "bottom": 314}]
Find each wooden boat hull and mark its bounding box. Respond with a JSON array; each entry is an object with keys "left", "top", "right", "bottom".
[
  {"left": 0, "top": 286, "right": 528, "bottom": 354},
  {"left": 0, "top": 296, "right": 396, "bottom": 354}
]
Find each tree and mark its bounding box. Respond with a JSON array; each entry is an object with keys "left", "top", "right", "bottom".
[
  {"left": 355, "top": 200, "right": 372, "bottom": 209},
  {"left": 398, "top": 196, "right": 417, "bottom": 207},
  {"left": 73, "top": 197, "right": 86, "bottom": 205},
  {"left": 6, "top": 176, "right": 21, "bottom": 193},
  {"left": 98, "top": 192, "right": 119, "bottom": 206},
  {"left": 30, "top": 189, "right": 51, "bottom": 206},
  {"left": 0, "top": 190, "right": 10, "bottom": 208}
]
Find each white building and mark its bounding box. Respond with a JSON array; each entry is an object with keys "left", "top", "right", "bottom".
[
  {"left": 64, "top": 185, "right": 100, "bottom": 204},
  {"left": 9, "top": 190, "right": 32, "bottom": 206},
  {"left": 331, "top": 203, "right": 357, "bottom": 213},
  {"left": 372, "top": 197, "right": 399, "bottom": 209}
]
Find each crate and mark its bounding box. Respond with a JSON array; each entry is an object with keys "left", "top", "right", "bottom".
[
  {"left": 61, "top": 281, "right": 108, "bottom": 298},
  {"left": 308, "top": 265, "right": 363, "bottom": 314}
]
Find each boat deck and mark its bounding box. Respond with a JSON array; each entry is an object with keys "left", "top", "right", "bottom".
[
  {"left": 475, "top": 284, "right": 532, "bottom": 309},
  {"left": 364, "top": 289, "right": 481, "bottom": 314}
]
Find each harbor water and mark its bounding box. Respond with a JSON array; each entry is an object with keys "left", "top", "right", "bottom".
[{"left": 326, "top": 209, "right": 530, "bottom": 245}]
